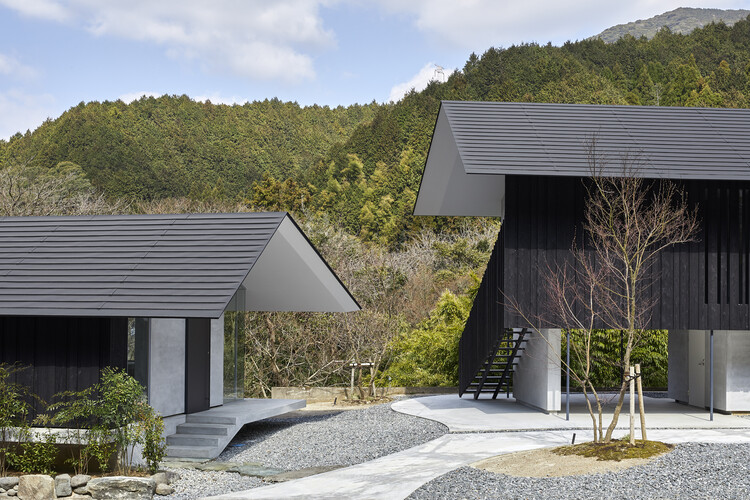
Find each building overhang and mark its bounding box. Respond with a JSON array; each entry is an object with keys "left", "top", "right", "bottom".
[
  {"left": 414, "top": 106, "right": 505, "bottom": 217},
  {"left": 238, "top": 215, "right": 360, "bottom": 313}
]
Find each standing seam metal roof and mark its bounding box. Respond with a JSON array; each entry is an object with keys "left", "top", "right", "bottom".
[
  {"left": 441, "top": 101, "right": 750, "bottom": 179},
  {"left": 0, "top": 212, "right": 285, "bottom": 318}
]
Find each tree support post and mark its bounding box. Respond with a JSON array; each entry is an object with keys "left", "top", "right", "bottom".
[
  {"left": 635, "top": 363, "right": 646, "bottom": 441},
  {"left": 629, "top": 365, "right": 635, "bottom": 445},
  {"left": 566, "top": 330, "right": 570, "bottom": 421}
]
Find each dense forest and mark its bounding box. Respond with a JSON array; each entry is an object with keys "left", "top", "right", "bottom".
[{"left": 3, "top": 16, "right": 750, "bottom": 394}]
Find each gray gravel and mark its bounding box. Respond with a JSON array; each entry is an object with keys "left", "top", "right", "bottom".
[
  {"left": 163, "top": 468, "right": 262, "bottom": 500},
  {"left": 217, "top": 400, "right": 448, "bottom": 469},
  {"left": 408, "top": 443, "right": 750, "bottom": 500},
  {"left": 163, "top": 399, "right": 447, "bottom": 499}
]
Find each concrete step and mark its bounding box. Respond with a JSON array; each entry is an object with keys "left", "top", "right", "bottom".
[
  {"left": 167, "top": 434, "right": 222, "bottom": 447},
  {"left": 186, "top": 414, "right": 238, "bottom": 425},
  {"left": 176, "top": 423, "right": 231, "bottom": 436},
  {"left": 165, "top": 445, "right": 219, "bottom": 459}
]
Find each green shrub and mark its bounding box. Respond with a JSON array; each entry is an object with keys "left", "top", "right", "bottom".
[
  {"left": 138, "top": 405, "right": 167, "bottom": 473},
  {"left": 562, "top": 330, "right": 668, "bottom": 390},
  {"left": 383, "top": 285, "right": 475, "bottom": 386},
  {"left": 50, "top": 367, "right": 166, "bottom": 475},
  {"left": 7, "top": 431, "right": 58, "bottom": 475},
  {"left": 0, "top": 363, "right": 34, "bottom": 474}
]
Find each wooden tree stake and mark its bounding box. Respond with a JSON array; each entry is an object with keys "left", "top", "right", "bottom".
[
  {"left": 629, "top": 365, "right": 635, "bottom": 445},
  {"left": 635, "top": 363, "right": 647, "bottom": 441}
]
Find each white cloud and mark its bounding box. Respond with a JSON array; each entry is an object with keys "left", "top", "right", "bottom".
[
  {"left": 375, "top": 0, "right": 744, "bottom": 50},
  {"left": 0, "top": 0, "right": 336, "bottom": 83},
  {"left": 0, "top": 89, "right": 56, "bottom": 140},
  {"left": 118, "top": 91, "right": 161, "bottom": 104},
  {"left": 388, "top": 63, "right": 454, "bottom": 103},
  {"left": 0, "top": 52, "right": 37, "bottom": 80},
  {"left": 0, "top": 0, "right": 69, "bottom": 22},
  {"left": 193, "top": 93, "right": 249, "bottom": 106}
]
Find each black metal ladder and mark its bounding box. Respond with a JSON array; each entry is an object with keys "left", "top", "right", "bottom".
[{"left": 463, "top": 328, "right": 528, "bottom": 399}]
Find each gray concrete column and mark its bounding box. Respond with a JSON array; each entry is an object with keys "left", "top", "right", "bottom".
[
  {"left": 513, "top": 328, "right": 561, "bottom": 412},
  {"left": 149, "top": 318, "right": 186, "bottom": 417}
]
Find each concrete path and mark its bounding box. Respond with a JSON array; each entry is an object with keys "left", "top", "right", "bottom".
[
  {"left": 204, "top": 395, "right": 750, "bottom": 500},
  {"left": 392, "top": 393, "right": 750, "bottom": 432}
]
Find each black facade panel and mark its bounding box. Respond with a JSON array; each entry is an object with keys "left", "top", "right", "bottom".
[
  {"left": 458, "top": 229, "right": 504, "bottom": 395},
  {"left": 0, "top": 316, "right": 127, "bottom": 419},
  {"left": 499, "top": 175, "right": 750, "bottom": 331}
]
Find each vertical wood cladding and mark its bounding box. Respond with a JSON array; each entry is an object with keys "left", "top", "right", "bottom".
[
  {"left": 458, "top": 229, "right": 504, "bottom": 395},
  {"left": 0, "top": 316, "right": 127, "bottom": 418},
  {"left": 500, "top": 175, "right": 750, "bottom": 331}
]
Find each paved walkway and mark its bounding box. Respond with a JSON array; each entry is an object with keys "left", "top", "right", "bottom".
[
  {"left": 392, "top": 393, "right": 750, "bottom": 432},
  {"left": 205, "top": 395, "right": 750, "bottom": 500}
]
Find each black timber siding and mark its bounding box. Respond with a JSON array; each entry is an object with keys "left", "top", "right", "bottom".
[
  {"left": 459, "top": 229, "right": 504, "bottom": 395},
  {"left": 500, "top": 175, "right": 750, "bottom": 331},
  {"left": 0, "top": 316, "right": 127, "bottom": 418}
]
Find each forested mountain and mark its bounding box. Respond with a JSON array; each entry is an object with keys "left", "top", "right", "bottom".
[
  {"left": 256, "top": 16, "right": 750, "bottom": 247},
  {"left": 3, "top": 15, "right": 750, "bottom": 249},
  {"left": 0, "top": 96, "right": 378, "bottom": 199},
  {"left": 595, "top": 7, "right": 750, "bottom": 43}
]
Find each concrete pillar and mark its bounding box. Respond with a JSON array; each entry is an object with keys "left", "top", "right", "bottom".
[
  {"left": 210, "top": 314, "right": 224, "bottom": 407},
  {"left": 513, "top": 329, "right": 561, "bottom": 412},
  {"left": 148, "top": 318, "right": 186, "bottom": 417},
  {"left": 667, "top": 330, "right": 689, "bottom": 403}
]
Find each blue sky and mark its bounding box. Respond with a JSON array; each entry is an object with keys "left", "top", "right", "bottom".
[{"left": 1, "top": 0, "right": 749, "bottom": 139}]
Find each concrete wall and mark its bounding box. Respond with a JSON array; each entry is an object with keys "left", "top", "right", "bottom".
[
  {"left": 210, "top": 315, "right": 224, "bottom": 407},
  {"left": 149, "top": 318, "right": 186, "bottom": 417},
  {"left": 513, "top": 329, "right": 561, "bottom": 412},
  {"left": 668, "top": 330, "right": 750, "bottom": 412}
]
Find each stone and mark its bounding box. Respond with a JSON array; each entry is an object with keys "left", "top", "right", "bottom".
[
  {"left": 72, "top": 486, "right": 88, "bottom": 495},
  {"left": 7, "top": 488, "right": 17, "bottom": 496},
  {"left": 163, "top": 471, "right": 179, "bottom": 484},
  {"left": 149, "top": 473, "right": 167, "bottom": 487},
  {"left": 265, "top": 465, "right": 344, "bottom": 483},
  {"left": 86, "top": 477, "right": 155, "bottom": 500},
  {"left": 154, "top": 484, "right": 172, "bottom": 496},
  {"left": 56, "top": 474, "right": 73, "bottom": 497},
  {"left": 70, "top": 475, "right": 91, "bottom": 489},
  {"left": 17, "top": 474, "right": 55, "bottom": 500},
  {"left": 0, "top": 479, "right": 18, "bottom": 490}
]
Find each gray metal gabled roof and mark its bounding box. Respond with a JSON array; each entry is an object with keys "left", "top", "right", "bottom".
[
  {"left": 441, "top": 100, "right": 750, "bottom": 179},
  {"left": 0, "top": 212, "right": 358, "bottom": 318}
]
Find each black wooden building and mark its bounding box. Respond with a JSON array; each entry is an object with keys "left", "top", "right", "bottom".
[{"left": 414, "top": 101, "right": 750, "bottom": 404}]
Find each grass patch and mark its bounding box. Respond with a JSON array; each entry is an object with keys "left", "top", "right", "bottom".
[{"left": 552, "top": 438, "right": 674, "bottom": 462}]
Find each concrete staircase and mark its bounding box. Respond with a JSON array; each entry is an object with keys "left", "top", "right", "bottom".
[{"left": 165, "top": 398, "right": 305, "bottom": 460}]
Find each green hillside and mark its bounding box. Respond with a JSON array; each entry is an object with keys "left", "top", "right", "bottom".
[
  {"left": 0, "top": 96, "right": 379, "bottom": 200},
  {"left": 276, "top": 16, "right": 750, "bottom": 246},
  {"left": 595, "top": 7, "right": 750, "bottom": 43}
]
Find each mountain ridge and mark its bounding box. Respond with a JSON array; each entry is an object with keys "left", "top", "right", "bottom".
[{"left": 594, "top": 7, "right": 750, "bottom": 43}]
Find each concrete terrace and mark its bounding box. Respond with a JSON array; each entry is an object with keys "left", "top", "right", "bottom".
[
  {"left": 166, "top": 398, "right": 305, "bottom": 459},
  {"left": 392, "top": 393, "right": 750, "bottom": 432}
]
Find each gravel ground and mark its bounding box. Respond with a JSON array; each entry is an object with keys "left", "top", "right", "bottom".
[
  {"left": 163, "top": 398, "right": 447, "bottom": 499},
  {"left": 216, "top": 399, "right": 448, "bottom": 469},
  {"left": 163, "top": 468, "right": 262, "bottom": 500},
  {"left": 408, "top": 443, "right": 750, "bottom": 500}
]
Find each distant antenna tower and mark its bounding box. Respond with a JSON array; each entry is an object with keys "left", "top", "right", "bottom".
[{"left": 434, "top": 65, "right": 445, "bottom": 82}]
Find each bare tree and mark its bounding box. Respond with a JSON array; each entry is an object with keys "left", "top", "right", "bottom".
[{"left": 513, "top": 143, "right": 698, "bottom": 443}]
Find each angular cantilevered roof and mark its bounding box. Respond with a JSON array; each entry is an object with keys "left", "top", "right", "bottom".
[
  {"left": 0, "top": 212, "right": 359, "bottom": 318},
  {"left": 415, "top": 101, "right": 750, "bottom": 217}
]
